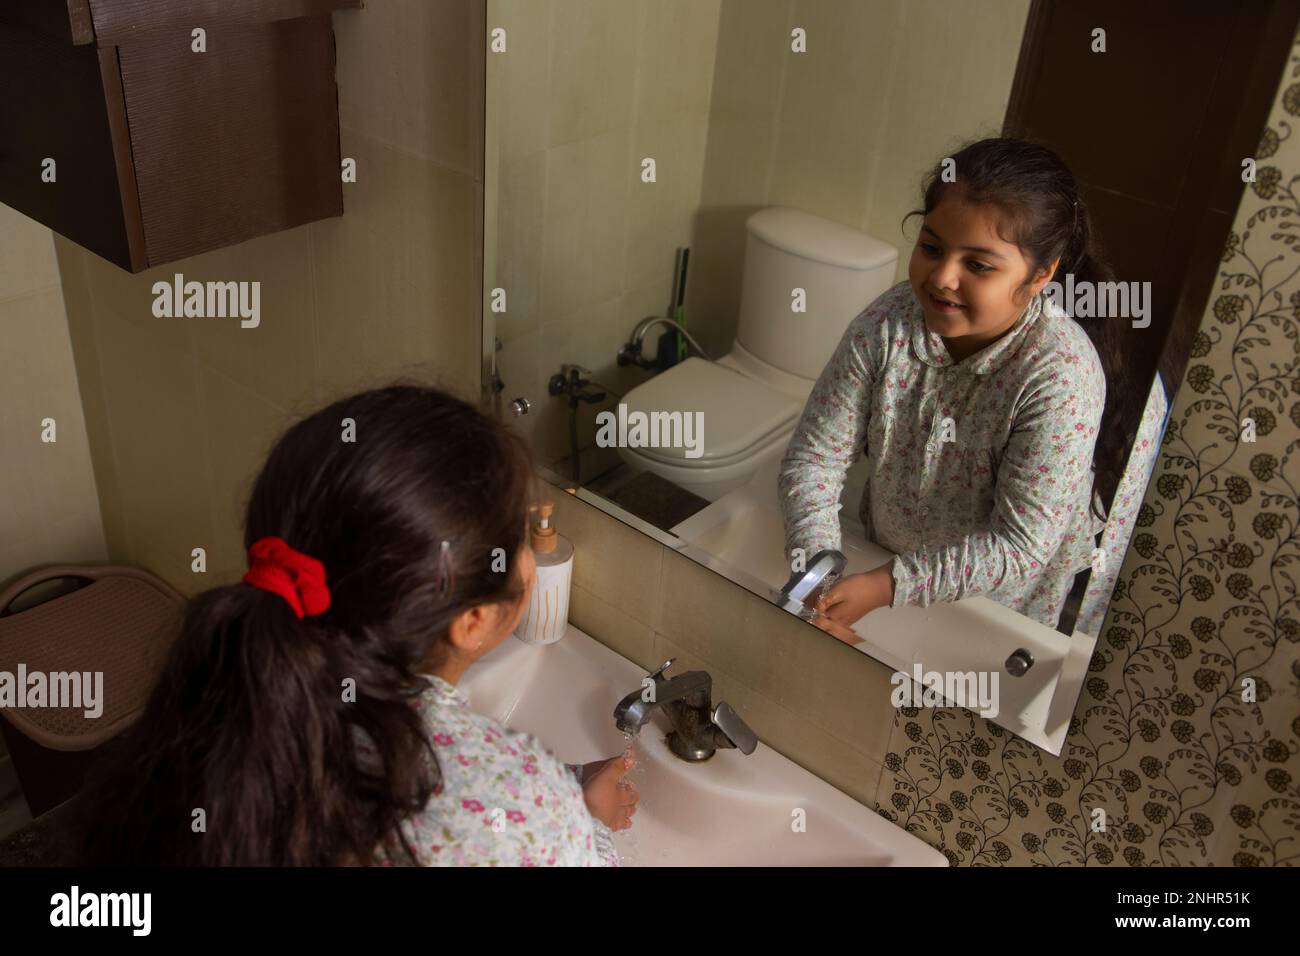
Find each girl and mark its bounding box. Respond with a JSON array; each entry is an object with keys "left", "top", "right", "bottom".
[
  {"left": 80, "top": 384, "right": 637, "bottom": 865},
  {"left": 780, "top": 137, "right": 1135, "bottom": 639}
]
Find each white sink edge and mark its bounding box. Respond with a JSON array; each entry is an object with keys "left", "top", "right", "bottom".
[{"left": 465, "top": 624, "right": 948, "bottom": 867}]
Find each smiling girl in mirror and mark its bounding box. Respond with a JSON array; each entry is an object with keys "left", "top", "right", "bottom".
[{"left": 779, "top": 138, "right": 1132, "bottom": 643}]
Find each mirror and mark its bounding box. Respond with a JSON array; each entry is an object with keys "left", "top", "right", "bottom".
[{"left": 484, "top": 0, "right": 1215, "bottom": 750}]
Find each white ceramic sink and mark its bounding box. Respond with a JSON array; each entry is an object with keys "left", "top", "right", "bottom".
[
  {"left": 667, "top": 456, "right": 1094, "bottom": 756},
  {"left": 458, "top": 624, "right": 946, "bottom": 867}
]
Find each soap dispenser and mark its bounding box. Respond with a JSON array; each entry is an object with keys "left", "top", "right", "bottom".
[{"left": 513, "top": 501, "right": 573, "bottom": 645}]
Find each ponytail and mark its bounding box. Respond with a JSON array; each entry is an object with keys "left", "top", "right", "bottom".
[
  {"left": 79, "top": 383, "right": 536, "bottom": 865},
  {"left": 80, "top": 580, "right": 436, "bottom": 865}
]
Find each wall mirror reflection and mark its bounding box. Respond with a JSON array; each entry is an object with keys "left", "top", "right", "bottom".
[{"left": 484, "top": 0, "right": 1271, "bottom": 751}]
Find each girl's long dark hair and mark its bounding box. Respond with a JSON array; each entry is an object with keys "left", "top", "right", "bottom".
[
  {"left": 903, "top": 137, "right": 1139, "bottom": 521},
  {"left": 78, "top": 382, "right": 536, "bottom": 865}
]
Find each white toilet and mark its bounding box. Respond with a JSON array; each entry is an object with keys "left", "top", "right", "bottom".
[{"left": 616, "top": 206, "right": 899, "bottom": 501}]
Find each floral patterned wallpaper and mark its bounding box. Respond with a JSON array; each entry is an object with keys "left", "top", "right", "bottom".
[{"left": 874, "top": 30, "right": 1300, "bottom": 867}]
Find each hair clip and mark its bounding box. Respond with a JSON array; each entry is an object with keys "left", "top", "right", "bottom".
[{"left": 433, "top": 539, "right": 455, "bottom": 597}]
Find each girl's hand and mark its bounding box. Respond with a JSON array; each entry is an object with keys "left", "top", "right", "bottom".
[
  {"left": 812, "top": 566, "right": 895, "bottom": 637},
  {"left": 810, "top": 610, "right": 864, "bottom": 646},
  {"left": 581, "top": 750, "right": 638, "bottom": 831}
]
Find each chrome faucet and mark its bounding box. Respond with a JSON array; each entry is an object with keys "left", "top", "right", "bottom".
[
  {"left": 613, "top": 659, "right": 758, "bottom": 762},
  {"left": 617, "top": 316, "right": 713, "bottom": 368},
  {"left": 774, "top": 549, "right": 846, "bottom": 620}
]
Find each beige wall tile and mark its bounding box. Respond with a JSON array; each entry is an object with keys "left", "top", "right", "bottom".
[
  {"left": 653, "top": 632, "right": 884, "bottom": 806},
  {"left": 747, "top": 592, "right": 898, "bottom": 760},
  {"left": 765, "top": 0, "right": 899, "bottom": 223},
  {"left": 0, "top": 204, "right": 60, "bottom": 301},
  {"left": 709, "top": 0, "right": 790, "bottom": 120},
  {"left": 588, "top": 129, "right": 634, "bottom": 307},
  {"left": 689, "top": 0, "right": 1028, "bottom": 356},
  {"left": 549, "top": 489, "right": 663, "bottom": 626},
  {"left": 79, "top": 246, "right": 194, "bottom": 359},
  {"left": 569, "top": 583, "right": 656, "bottom": 668},
  {"left": 657, "top": 548, "right": 782, "bottom": 693},
  {"left": 53, "top": 238, "right": 127, "bottom": 561},
  {"left": 195, "top": 363, "right": 295, "bottom": 576},
  {"left": 548, "top": 0, "right": 638, "bottom": 149},
  {"left": 312, "top": 131, "right": 481, "bottom": 402},
  {"left": 625, "top": 112, "right": 710, "bottom": 294},
  {"left": 540, "top": 138, "right": 595, "bottom": 323},
  {"left": 495, "top": 149, "right": 548, "bottom": 344},
  {"left": 335, "top": 0, "right": 485, "bottom": 178},
  {"left": 0, "top": 287, "right": 106, "bottom": 564},
  {"left": 630, "top": 0, "right": 722, "bottom": 129},
  {"left": 184, "top": 226, "right": 318, "bottom": 417},
  {"left": 655, "top": 545, "right": 898, "bottom": 761},
  {"left": 93, "top": 311, "right": 212, "bottom": 575},
  {"left": 492, "top": 0, "right": 553, "bottom": 167}
]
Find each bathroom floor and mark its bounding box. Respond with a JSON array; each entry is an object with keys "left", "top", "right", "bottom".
[
  {"left": 0, "top": 801, "right": 75, "bottom": 866},
  {"left": 584, "top": 466, "right": 711, "bottom": 533},
  {"left": 0, "top": 757, "right": 69, "bottom": 865},
  {"left": 0, "top": 756, "right": 31, "bottom": 843}
]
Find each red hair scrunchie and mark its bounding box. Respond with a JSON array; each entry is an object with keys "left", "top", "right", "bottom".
[{"left": 242, "top": 536, "right": 331, "bottom": 620}]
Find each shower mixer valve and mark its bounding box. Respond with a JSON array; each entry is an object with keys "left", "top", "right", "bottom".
[{"left": 548, "top": 364, "right": 606, "bottom": 406}]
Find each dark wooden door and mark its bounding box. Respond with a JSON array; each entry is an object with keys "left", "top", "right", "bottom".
[
  {"left": 1004, "top": 0, "right": 1300, "bottom": 632},
  {"left": 1005, "top": 0, "right": 1299, "bottom": 471}
]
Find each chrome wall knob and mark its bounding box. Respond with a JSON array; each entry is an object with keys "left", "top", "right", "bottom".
[{"left": 1005, "top": 648, "right": 1035, "bottom": 676}]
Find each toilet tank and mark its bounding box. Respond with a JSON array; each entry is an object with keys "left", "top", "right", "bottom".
[{"left": 737, "top": 207, "right": 900, "bottom": 380}]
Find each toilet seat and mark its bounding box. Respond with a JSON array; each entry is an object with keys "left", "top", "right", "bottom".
[{"left": 619, "top": 357, "right": 803, "bottom": 467}]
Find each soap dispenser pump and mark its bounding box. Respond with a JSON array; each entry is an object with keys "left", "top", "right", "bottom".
[{"left": 513, "top": 501, "right": 574, "bottom": 645}]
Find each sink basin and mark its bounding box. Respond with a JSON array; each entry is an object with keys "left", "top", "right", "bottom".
[
  {"left": 666, "top": 455, "right": 1093, "bottom": 756},
  {"left": 458, "top": 625, "right": 946, "bottom": 867}
]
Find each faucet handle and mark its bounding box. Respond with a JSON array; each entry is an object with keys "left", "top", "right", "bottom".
[
  {"left": 646, "top": 658, "right": 675, "bottom": 682},
  {"left": 712, "top": 701, "right": 758, "bottom": 755}
]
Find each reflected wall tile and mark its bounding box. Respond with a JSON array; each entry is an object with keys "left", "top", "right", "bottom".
[
  {"left": 494, "top": 0, "right": 553, "bottom": 166},
  {"left": 539, "top": 138, "right": 591, "bottom": 324},
  {"left": 335, "top": 0, "right": 483, "bottom": 178},
  {"left": 766, "top": 0, "right": 897, "bottom": 223},
  {"left": 589, "top": 128, "right": 634, "bottom": 307},
  {"left": 631, "top": 0, "right": 722, "bottom": 130},
  {"left": 626, "top": 112, "right": 708, "bottom": 294},
  {"left": 709, "top": 0, "right": 790, "bottom": 120},
  {"left": 548, "top": 0, "right": 637, "bottom": 149},
  {"left": 496, "top": 149, "right": 548, "bottom": 343},
  {"left": 696, "top": 114, "right": 776, "bottom": 208}
]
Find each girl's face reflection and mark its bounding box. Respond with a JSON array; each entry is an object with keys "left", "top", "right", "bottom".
[{"left": 907, "top": 192, "right": 1055, "bottom": 359}]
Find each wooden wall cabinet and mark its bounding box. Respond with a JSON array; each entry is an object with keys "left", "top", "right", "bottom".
[{"left": 0, "top": 0, "right": 361, "bottom": 273}]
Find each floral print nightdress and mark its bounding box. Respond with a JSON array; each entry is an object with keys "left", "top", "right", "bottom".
[
  {"left": 374, "top": 674, "right": 619, "bottom": 866},
  {"left": 1072, "top": 372, "right": 1170, "bottom": 638},
  {"left": 779, "top": 279, "right": 1107, "bottom": 629}
]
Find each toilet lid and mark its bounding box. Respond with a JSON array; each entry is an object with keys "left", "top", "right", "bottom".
[{"left": 616, "top": 358, "right": 802, "bottom": 466}]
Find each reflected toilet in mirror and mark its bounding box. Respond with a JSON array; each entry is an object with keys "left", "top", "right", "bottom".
[
  {"left": 487, "top": 0, "right": 1246, "bottom": 753},
  {"left": 611, "top": 207, "right": 898, "bottom": 503}
]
